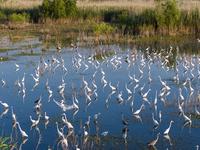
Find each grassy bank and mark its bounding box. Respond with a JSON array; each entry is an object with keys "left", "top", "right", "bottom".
[{"left": 0, "top": 0, "right": 199, "bottom": 44}]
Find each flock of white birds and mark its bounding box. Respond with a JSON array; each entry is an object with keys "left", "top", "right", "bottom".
[{"left": 1, "top": 41, "right": 200, "bottom": 150}]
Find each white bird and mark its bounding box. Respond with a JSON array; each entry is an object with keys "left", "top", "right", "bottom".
[
  {"left": 0, "top": 101, "right": 9, "bottom": 108},
  {"left": 154, "top": 90, "right": 157, "bottom": 105},
  {"left": 16, "top": 122, "right": 28, "bottom": 138},
  {"left": 83, "top": 126, "right": 88, "bottom": 137},
  {"left": 164, "top": 81, "right": 171, "bottom": 90},
  {"left": 164, "top": 120, "right": 174, "bottom": 135},
  {"left": 133, "top": 74, "right": 139, "bottom": 83},
  {"left": 159, "top": 110, "right": 162, "bottom": 121},
  {"left": 158, "top": 89, "right": 165, "bottom": 97},
  {"left": 179, "top": 88, "right": 184, "bottom": 101},
  {"left": 22, "top": 73, "right": 26, "bottom": 83},
  {"left": 152, "top": 113, "right": 159, "bottom": 126},
  {"left": 2, "top": 78, "right": 6, "bottom": 85},
  {"left": 182, "top": 112, "right": 192, "bottom": 124},
  {"left": 85, "top": 89, "right": 91, "bottom": 101},
  {"left": 55, "top": 122, "right": 63, "bottom": 137},
  {"left": 74, "top": 92, "right": 79, "bottom": 104},
  {"left": 139, "top": 82, "right": 145, "bottom": 92},
  {"left": 195, "top": 106, "right": 200, "bottom": 115},
  {"left": 15, "top": 62, "right": 19, "bottom": 68},
  {"left": 30, "top": 116, "right": 37, "bottom": 124},
  {"left": 53, "top": 99, "right": 74, "bottom": 111},
  {"left": 11, "top": 106, "right": 17, "bottom": 123},
  {"left": 47, "top": 87, "right": 53, "bottom": 95},
  {"left": 189, "top": 80, "right": 194, "bottom": 92},
  {"left": 30, "top": 74, "right": 39, "bottom": 82},
  {"left": 109, "top": 82, "right": 116, "bottom": 91},
  {"left": 62, "top": 113, "right": 74, "bottom": 129},
  {"left": 72, "top": 95, "right": 79, "bottom": 109},
  {"left": 17, "top": 77, "right": 21, "bottom": 88},
  {"left": 85, "top": 116, "right": 91, "bottom": 126},
  {"left": 45, "top": 112, "right": 49, "bottom": 121},
  {"left": 133, "top": 104, "right": 143, "bottom": 115},
  {"left": 143, "top": 89, "right": 151, "bottom": 98},
  {"left": 61, "top": 134, "right": 68, "bottom": 150},
  {"left": 101, "top": 131, "right": 108, "bottom": 136},
  {"left": 94, "top": 112, "right": 101, "bottom": 119},
  {"left": 125, "top": 83, "right": 132, "bottom": 94},
  {"left": 128, "top": 72, "right": 133, "bottom": 80},
  {"left": 158, "top": 76, "right": 165, "bottom": 86}
]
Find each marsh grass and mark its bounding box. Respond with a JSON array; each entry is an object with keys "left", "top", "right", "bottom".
[{"left": 0, "top": 129, "right": 16, "bottom": 150}]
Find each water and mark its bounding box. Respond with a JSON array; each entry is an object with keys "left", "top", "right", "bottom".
[{"left": 0, "top": 37, "right": 200, "bottom": 150}]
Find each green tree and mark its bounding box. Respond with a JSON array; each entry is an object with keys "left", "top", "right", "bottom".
[
  {"left": 63, "top": 0, "right": 78, "bottom": 17},
  {"left": 51, "top": 0, "right": 66, "bottom": 19},
  {"left": 39, "top": 0, "right": 51, "bottom": 18},
  {"left": 163, "top": 0, "right": 180, "bottom": 31}
]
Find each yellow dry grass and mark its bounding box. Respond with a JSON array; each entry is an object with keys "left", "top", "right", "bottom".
[{"left": 0, "top": 0, "right": 200, "bottom": 10}]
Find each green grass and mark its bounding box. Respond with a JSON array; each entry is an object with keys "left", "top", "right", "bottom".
[{"left": 0, "top": 130, "right": 16, "bottom": 150}]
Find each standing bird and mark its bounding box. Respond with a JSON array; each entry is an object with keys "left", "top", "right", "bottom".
[
  {"left": 164, "top": 120, "right": 174, "bottom": 135},
  {"left": 94, "top": 112, "right": 101, "bottom": 119},
  {"left": 134, "top": 104, "right": 143, "bottom": 115},
  {"left": 152, "top": 113, "right": 159, "bottom": 126},
  {"left": 61, "top": 113, "right": 74, "bottom": 129},
  {"left": 16, "top": 122, "right": 28, "bottom": 138},
  {"left": 15, "top": 62, "right": 19, "bottom": 68},
  {"left": 133, "top": 74, "right": 139, "bottom": 83},
  {"left": 0, "top": 101, "right": 9, "bottom": 108},
  {"left": 55, "top": 122, "right": 63, "bottom": 137},
  {"left": 45, "top": 112, "right": 49, "bottom": 121},
  {"left": 154, "top": 90, "right": 157, "bottom": 105},
  {"left": 147, "top": 133, "right": 161, "bottom": 146},
  {"left": 34, "top": 94, "right": 42, "bottom": 104},
  {"left": 125, "top": 83, "right": 132, "bottom": 94},
  {"left": 143, "top": 89, "right": 151, "bottom": 98},
  {"left": 11, "top": 106, "right": 17, "bottom": 123},
  {"left": 85, "top": 116, "right": 91, "bottom": 126}
]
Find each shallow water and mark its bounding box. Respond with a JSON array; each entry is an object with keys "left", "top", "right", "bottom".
[{"left": 0, "top": 37, "right": 200, "bottom": 150}]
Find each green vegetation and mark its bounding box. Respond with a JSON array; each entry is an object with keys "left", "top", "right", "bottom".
[
  {"left": 8, "top": 12, "right": 30, "bottom": 22},
  {"left": 0, "top": 0, "right": 199, "bottom": 41},
  {"left": 39, "top": 0, "right": 78, "bottom": 20},
  {"left": 0, "top": 131, "right": 14, "bottom": 150}
]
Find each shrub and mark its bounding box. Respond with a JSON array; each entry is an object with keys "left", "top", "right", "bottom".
[
  {"left": 0, "top": 11, "right": 7, "bottom": 22},
  {"left": 8, "top": 13, "right": 25, "bottom": 22},
  {"left": 39, "top": 0, "right": 51, "bottom": 18}
]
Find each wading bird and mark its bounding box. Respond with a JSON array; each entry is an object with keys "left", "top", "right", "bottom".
[
  {"left": 16, "top": 122, "right": 28, "bottom": 138},
  {"left": 147, "top": 133, "right": 160, "bottom": 146},
  {"left": 164, "top": 120, "right": 174, "bottom": 135}
]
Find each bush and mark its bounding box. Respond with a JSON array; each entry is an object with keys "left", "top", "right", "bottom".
[
  {"left": 39, "top": 0, "right": 78, "bottom": 19},
  {"left": 0, "top": 11, "right": 7, "bottom": 22},
  {"left": 8, "top": 13, "right": 26, "bottom": 22}
]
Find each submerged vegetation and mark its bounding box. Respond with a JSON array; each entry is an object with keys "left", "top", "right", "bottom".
[{"left": 0, "top": 0, "right": 199, "bottom": 43}]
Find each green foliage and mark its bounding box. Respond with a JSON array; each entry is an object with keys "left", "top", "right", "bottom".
[
  {"left": 0, "top": 11, "right": 7, "bottom": 22},
  {"left": 155, "top": 1, "right": 165, "bottom": 27},
  {"left": 39, "top": 0, "right": 78, "bottom": 19},
  {"left": 92, "top": 22, "right": 117, "bottom": 36},
  {"left": 8, "top": 12, "right": 29, "bottom": 22},
  {"left": 0, "top": 131, "right": 13, "bottom": 150},
  {"left": 63, "top": 0, "right": 78, "bottom": 17},
  {"left": 119, "top": 12, "right": 128, "bottom": 23},
  {"left": 162, "top": 0, "right": 180, "bottom": 27},
  {"left": 39, "top": 0, "right": 51, "bottom": 18},
  {"left": 52, "top": 0, "right": 66, "bottom": 19}
]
